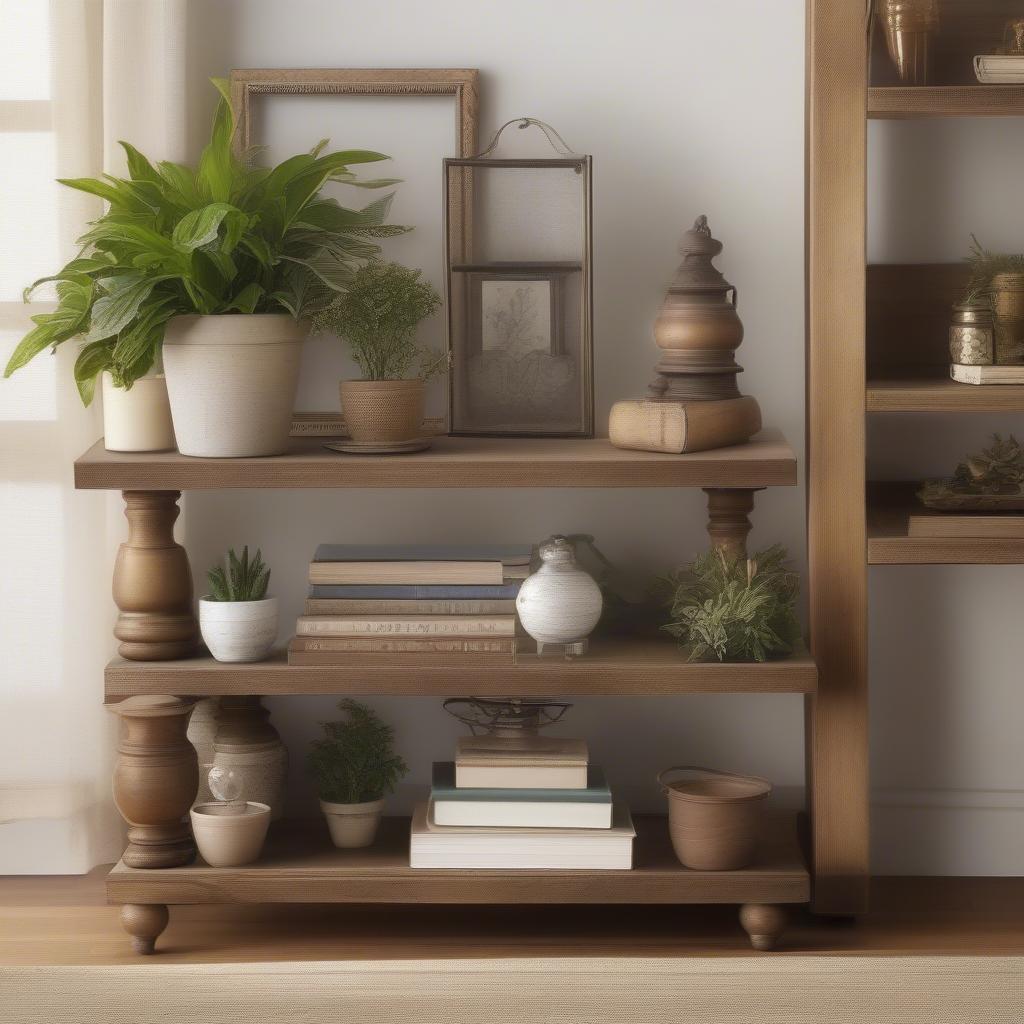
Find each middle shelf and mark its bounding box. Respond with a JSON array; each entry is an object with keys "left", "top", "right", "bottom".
[{"left": 104, "top": 638, "right": 817, "bottom": 700}]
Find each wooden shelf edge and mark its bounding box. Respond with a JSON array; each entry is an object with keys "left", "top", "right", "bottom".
[
  {"left": 869, "top": 85, "right": 1024, "bottom": 119},
  {"left": 103, "top": 643, "right": 818, "bottom": 700},
  {"left": 106, "top": 813, "right": 810, "bottom": 907}
]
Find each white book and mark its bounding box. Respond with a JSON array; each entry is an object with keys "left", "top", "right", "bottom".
[
  {"left": 409, "top": 802, "right": 635, "bottom": 869},
  {"left": 951, "top": 363, "right": 1024, "bottom": 386},
  {"left": 296, "top": 615, "right": 516, "bottom": 637},
  {"left": 975, "top": 55, "right": 1024, "bottom": 84}
]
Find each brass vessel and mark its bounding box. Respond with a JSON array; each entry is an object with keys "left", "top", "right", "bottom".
[
  {"left": 949, "top": 302, "right": 994, "bottom": 366},
  {"left": 991, "top": 272, "right": 1024, "bottom": 365},
  {"left": 880, "top": 0, "right": 939, "bottom": 85}
]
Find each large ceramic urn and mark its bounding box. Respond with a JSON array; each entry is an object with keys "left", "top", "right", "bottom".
[
  {"left": 212, "top": 696, "right": 288, "bottom": 820},
  {"left": 649, "top": 215, "right": 754, "bottom": 405}
]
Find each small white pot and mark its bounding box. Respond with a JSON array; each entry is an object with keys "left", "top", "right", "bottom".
[
  {"left": 163, "top": 314, "right": 307, "bottom": 458},
  {"left": 190, "top": 801, "right": 271, "bottom": 866},
  {"left": 320, "top": 798, "right": 384, "bottom": 849},
  {"left": 199, "top": 597, "right": 278, "bottom": 663},
  {"left": 101, "top": 372, "right": 175, "bottom": 452}
]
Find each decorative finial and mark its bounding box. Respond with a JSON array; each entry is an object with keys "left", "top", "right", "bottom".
[{"left": 693, "top": 215, "right": 710, "bottom": 235}]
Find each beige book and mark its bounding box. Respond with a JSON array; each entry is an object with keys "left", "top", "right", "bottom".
[
  {"left": 608, "top": 396, "right": 762, "bottom": 454},
  {"left": 908, "top": 514, "right": 1024, "bottom": 539},
  {"left": 455, "top": 735, "right": 589, "bottom": 766},
  {"left": 288, "top": 636, "right": 515, "bottom": 655},
  {"left": 288, "top": 648, "right": 512, "bottom": 667},
  {"left": 296, "top": 615, "right": 515, "bottom": 637},
  {"left": 454, "top": 763, "right": 590, "bottom": 789},
  {"left": 950, "top": 364, "right": 1024, "bottom": 385},
  {"left": 304, "top": 598, "right": 517, "bottom": 616},
  {"left": 309, "top": 561, "right": 506, "bottom": 586}
]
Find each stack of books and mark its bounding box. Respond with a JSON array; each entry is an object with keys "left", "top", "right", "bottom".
[
  {"left": 288, "top": 544, "right": 532, "bottom": 666},
  {"left": 951, "top": 364, "right": 1024, "bottom": 386},
  {"left": 410, "top": 735, "right": 635, "bottom": 869}
]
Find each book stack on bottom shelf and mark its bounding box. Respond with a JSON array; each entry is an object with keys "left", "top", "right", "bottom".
[
  {"left": 289, "top": 544, "right": 532, "bottom": 666},
  {"left": 411, "top": 736, "right": 635, "bottom": 869}
]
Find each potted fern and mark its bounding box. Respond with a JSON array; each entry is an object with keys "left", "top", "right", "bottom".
[
  {"left": 308, "top": 699, "right": 408, "bottom": 848},
  {"left": 3, "top": 79, "right": 405, "bottom": 457},
  {"left": 199, "top": 547, "right": 277, "bottom": 662},
  {"left": 663, "top": 545, "right": 801, "bottom": 663},
  {"left": 312, "top": 261, "right": 443, "bottom": 448}
]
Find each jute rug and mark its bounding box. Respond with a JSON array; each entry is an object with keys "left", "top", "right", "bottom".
[{"left": 1, "top": 956, "right": 1021, "bottom": 1024}]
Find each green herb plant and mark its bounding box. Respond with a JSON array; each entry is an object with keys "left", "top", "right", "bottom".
[
  {"left": 308, "top": 699, "right": 409, "bottom": 804},
  {"left": 206, "top": 546, "right": 271, "bottom": 602},
  {"left": 312, "top": 261, "right": 444, "bottom": 380},
  {"left": 918, "top": 433, "right": 1024, "bottom": 504},
  {"left": 3, "top": 78, "right": 407, "bottom": 404},
  {"left": 662, "top": 545, "right": 801, "bottom": 663}
]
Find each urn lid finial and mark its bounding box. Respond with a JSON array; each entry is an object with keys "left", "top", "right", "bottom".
[
  {"left": 538, "top": 535, "right": 575, "bottom": 565},
  {"left": 671, "top": 214, "right": 731, "bottom": 293}
]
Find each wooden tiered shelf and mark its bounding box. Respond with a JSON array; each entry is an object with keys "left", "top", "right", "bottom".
[
  {"left": 868, "top": 483, "right": 1024, "bottom": 565},
  {"left": 104, "top": 640, "right": 817, "bottom": 701},
  {"left": 74, "top": 430, "right": 797, "bottom": 490},
  {"left": 107, "top": 813, "right": 809, "bottom": 907},
  {"left": 868, "top": 85, "right": 1024, "bottom": 119},
  {"left": 866, "top": 376, "right": 1024, "bottom": 413}
]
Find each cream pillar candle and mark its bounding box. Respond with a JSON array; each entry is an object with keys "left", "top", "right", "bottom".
[{"left": 102, "top": 372, "right": 176, "bottom": 452}]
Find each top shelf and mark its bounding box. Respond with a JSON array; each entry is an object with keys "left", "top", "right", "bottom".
[
  {"left": 74, "top": 430, "right": 797, "bottom": 491},
  {"left": 868, "top": 86, "right": 1024, "bottom": 119}
]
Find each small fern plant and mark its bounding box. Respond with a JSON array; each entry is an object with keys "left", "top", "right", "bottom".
[
  {"left": 308, "top": 699, "right": 408, "bottom": 804},
  {"left": 663, "top": 545, "right": 801, "bottom": 663},
  {"left": 206, "top": 546, "right": 271, "bottom": 602}
]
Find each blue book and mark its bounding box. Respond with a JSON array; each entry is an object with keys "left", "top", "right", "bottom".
[
  {"left": 313, "top": 544, "right": 533, "bottom": 564},
  {"left": 309, "top": 583, "right": 522, "bottom": 600},
  {"left": 430, "top": 762, "right": 613, "bottom": 829}
]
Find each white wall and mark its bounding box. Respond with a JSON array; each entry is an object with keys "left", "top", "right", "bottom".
[{"left": 176, "top": 0, "right": 1020, "bottom": 874}]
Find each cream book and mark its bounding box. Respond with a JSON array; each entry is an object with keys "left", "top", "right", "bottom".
[
  {"left": 296, "top": 615, "right": 516, "bottom": 637},
  {"left": 304, "top": 598, "right": 517, "bottom": 616},
  {"left": 309, "top": 561, "right": 507, "bottom": 586},
  {"left": 608, "top": 396, "right": 761, "bottom": 454},
  {"left": 455, "top": 735, "right": 589, "bottom": 789},
  {"left": 951, "top": 364, "right": 1024, "bottom": 386},
  {"left": 410, "top": 802, "right": 635, "bottom": 869}
]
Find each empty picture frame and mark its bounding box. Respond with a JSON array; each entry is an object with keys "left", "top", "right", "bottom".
[{"left": 229, "top": 68, "right": 479, "bottom": 429}]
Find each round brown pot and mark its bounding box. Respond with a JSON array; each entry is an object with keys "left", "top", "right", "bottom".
[{"left": 340, "top": 379, "right": 424, "bottom": 443}]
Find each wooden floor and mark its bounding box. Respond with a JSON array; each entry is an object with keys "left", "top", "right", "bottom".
[{"left": 1, "top": 871, "right": 1022, "bottom": 965}]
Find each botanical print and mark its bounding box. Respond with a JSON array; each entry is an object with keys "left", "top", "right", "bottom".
[{"left": 481, "top": 280, "right": 552, "bottom": 355}]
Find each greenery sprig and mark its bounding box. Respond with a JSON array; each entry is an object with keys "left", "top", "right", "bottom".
[
  {"left": 206, "top": 546, "right": 271, "bottom": 602},
  {"left": 662, "top": 545, "right": 801, "bottom": 663},
  {"left": 3, "top": 78, "right": 407, "bottom": 403},
  {"left": 919, "top": 434, "right": 1024, "bottom": 504},
  {"left": 965, "top": 235, "right": 1024, "bottom": 303},
  {"left": 308, "top": 699, "right": 408, "bottom": 804},
  {"left": 312, "top": 261, "right": 444, "bottom": 381}
]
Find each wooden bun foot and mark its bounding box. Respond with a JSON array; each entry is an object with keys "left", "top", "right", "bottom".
[
  {"left": 121, "top": 903, "right": 169, "bottom": 955},
  {"left": 739, "top": 903, "right": 787, "bottom": 950}
]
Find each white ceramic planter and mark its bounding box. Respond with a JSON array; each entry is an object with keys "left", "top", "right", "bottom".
[
  {"left": 190, "top": 801, "right": 271, "bottom": 866},
  {"left": 102, "top": 372, "right": 176, "bottom": 452},
  {"left": 320, "top": 798, "right": 384, "bottom": 849},
  {"left": 199, "top": 597, "right": 278, "bottom": 663},
  {"left": 163, "top": 314, "right": 307, "bottom": 457}
]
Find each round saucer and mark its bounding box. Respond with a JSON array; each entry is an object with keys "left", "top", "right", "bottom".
[{"left": 323, "top": 438, "right": 432, "bottom": 455}]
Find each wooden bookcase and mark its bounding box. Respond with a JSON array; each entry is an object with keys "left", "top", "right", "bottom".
[
  {"left": 76, "top": 431, "right": 813, "bottom": 953},
  {"left": 807, "top": 0, "right": 1024, "bottom": 915}
]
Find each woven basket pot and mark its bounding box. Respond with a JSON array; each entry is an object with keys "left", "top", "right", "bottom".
[
  {"left": 163, "top": 314, "right": 307, "bottom": 458},
  {"left": 340, "top": 379, "right": 424, "bottom": 443}
]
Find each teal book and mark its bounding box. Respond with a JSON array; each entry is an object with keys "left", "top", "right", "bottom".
[{"left": 430, "top": 762, "right": 613, "bottom": 829}]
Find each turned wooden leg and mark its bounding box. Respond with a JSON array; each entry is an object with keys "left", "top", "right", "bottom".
[
  {"left": 121, "top": 903, "right": 169, "bottom": 955},
  {"left": 704, "top": 488, "right": 761, "bottom": 555},
  {"left": 110, "top": 696, "right": 199, "bottom": 868},
  {"left": 113, "top": 490, "right": 197, "bottom": 661},
  {"left": 739, "top": 903, "right": 787, "bottom": 950}
]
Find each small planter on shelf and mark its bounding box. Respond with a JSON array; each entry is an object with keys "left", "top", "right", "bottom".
[
  {"left": 101, "top": 371, "right": 175, "bottom": 453},
  {"left": 190, "top": 764, "right": 271, "bottom": 867},
  {"left": 199, "top": 547, "right": 277, "bottom": 663},
  {"left": 308, "top": 699, "right": 408, "bottom": 849}
]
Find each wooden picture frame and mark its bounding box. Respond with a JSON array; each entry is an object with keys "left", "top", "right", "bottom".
[{"left": 229, "top": 68, "right": 479, "bottom": 435}]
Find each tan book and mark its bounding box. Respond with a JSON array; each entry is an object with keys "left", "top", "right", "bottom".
[
  {"left": 455, "top": 735, "right": 591, "bottom": 788},
  {"left": 304, "top": 598, "right": 517, "bottom": 616},
  {"left": 608, "top": 396, "right": 762, "bottom": 454},
  {"left": 289, "top": 636, "right": 515, "bottom": 655},
  {"left": 950, "top": 364, "right": 1024, "bottom": 385},
  {"left": 288, "top": 647, "right": 513, "bottom": 667},
  {"left": 908, "top": 513, "right": 1024, "bottom": 539},
  {"left": 309, "top": 561, "right": 506, "bottom": 586},
  {"left": 295, "top": 615, "right": 515, "bottom": 637}
]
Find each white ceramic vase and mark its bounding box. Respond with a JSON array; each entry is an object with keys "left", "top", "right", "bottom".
[
  {"left": 320, "top": 798, "right": 384, "bottom": 849},
  {"left": 186, "top": 697, "right": 220, "bottom": 805},
  {"left": 212, "top": 697, "right": 288, "bottom": 821},
  {"left": 199, "top": 597, "right": 278, "bottom": 663},
  {"left": 190, "top": 801, "right": 271, "bottom": 867},
  {"left": 515, "top": 535, "right": 603, "bottom": 656},
  {"left": 101, "top": 372, "right": 175, "bottom": 452},
  {"left": 162, "top": 314, "right": 307, "bottom": 457}
]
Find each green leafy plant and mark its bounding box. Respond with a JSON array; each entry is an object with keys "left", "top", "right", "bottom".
[
  {"left": 3, "top": 78, "right": 407, "bottom": 404},
  {"left": 662, "top": 545, "right": 801, "bottom": 663},
  {"left": 312, "top": 260, "right": 444, "bottom": 380},
  {"left": 966, "top": 235, "right": 1024, "bottom": 300},
  {"left": 206, "top": 546, "right": 271, "bottom": 602},
  {"left": 919, "top": 433, "right": 1024, "bottom": 504},
  {"left": 308, "top": 699, "right": 408, "bottom": 804}
]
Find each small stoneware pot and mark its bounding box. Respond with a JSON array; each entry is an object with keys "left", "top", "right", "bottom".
[
  {"left": 190, "top": 801, "right": 271, "bottom": 867},
  {"left": 340, "top": 379, "right": 424, "bottom": 444},
  {"left": 199, "top": 597, "right": 278, "bottom": 663},
  {"left": 658, "top": 765, "right": 771, "bottom": 871},
  {"left": 320, "top": 797, "right": 384, "bottom": 848},
  {"left": 102, "top": 372, "right": 176, "bottom": 453}
]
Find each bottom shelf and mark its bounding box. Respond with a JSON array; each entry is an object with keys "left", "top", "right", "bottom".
[{"left": 107, "top": 812, "right": 809, "bottom": 906}]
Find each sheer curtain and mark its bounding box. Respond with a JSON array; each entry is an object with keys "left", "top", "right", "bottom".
[{"left": 0, "top": 0, "right": 187, "bottom": 872}]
